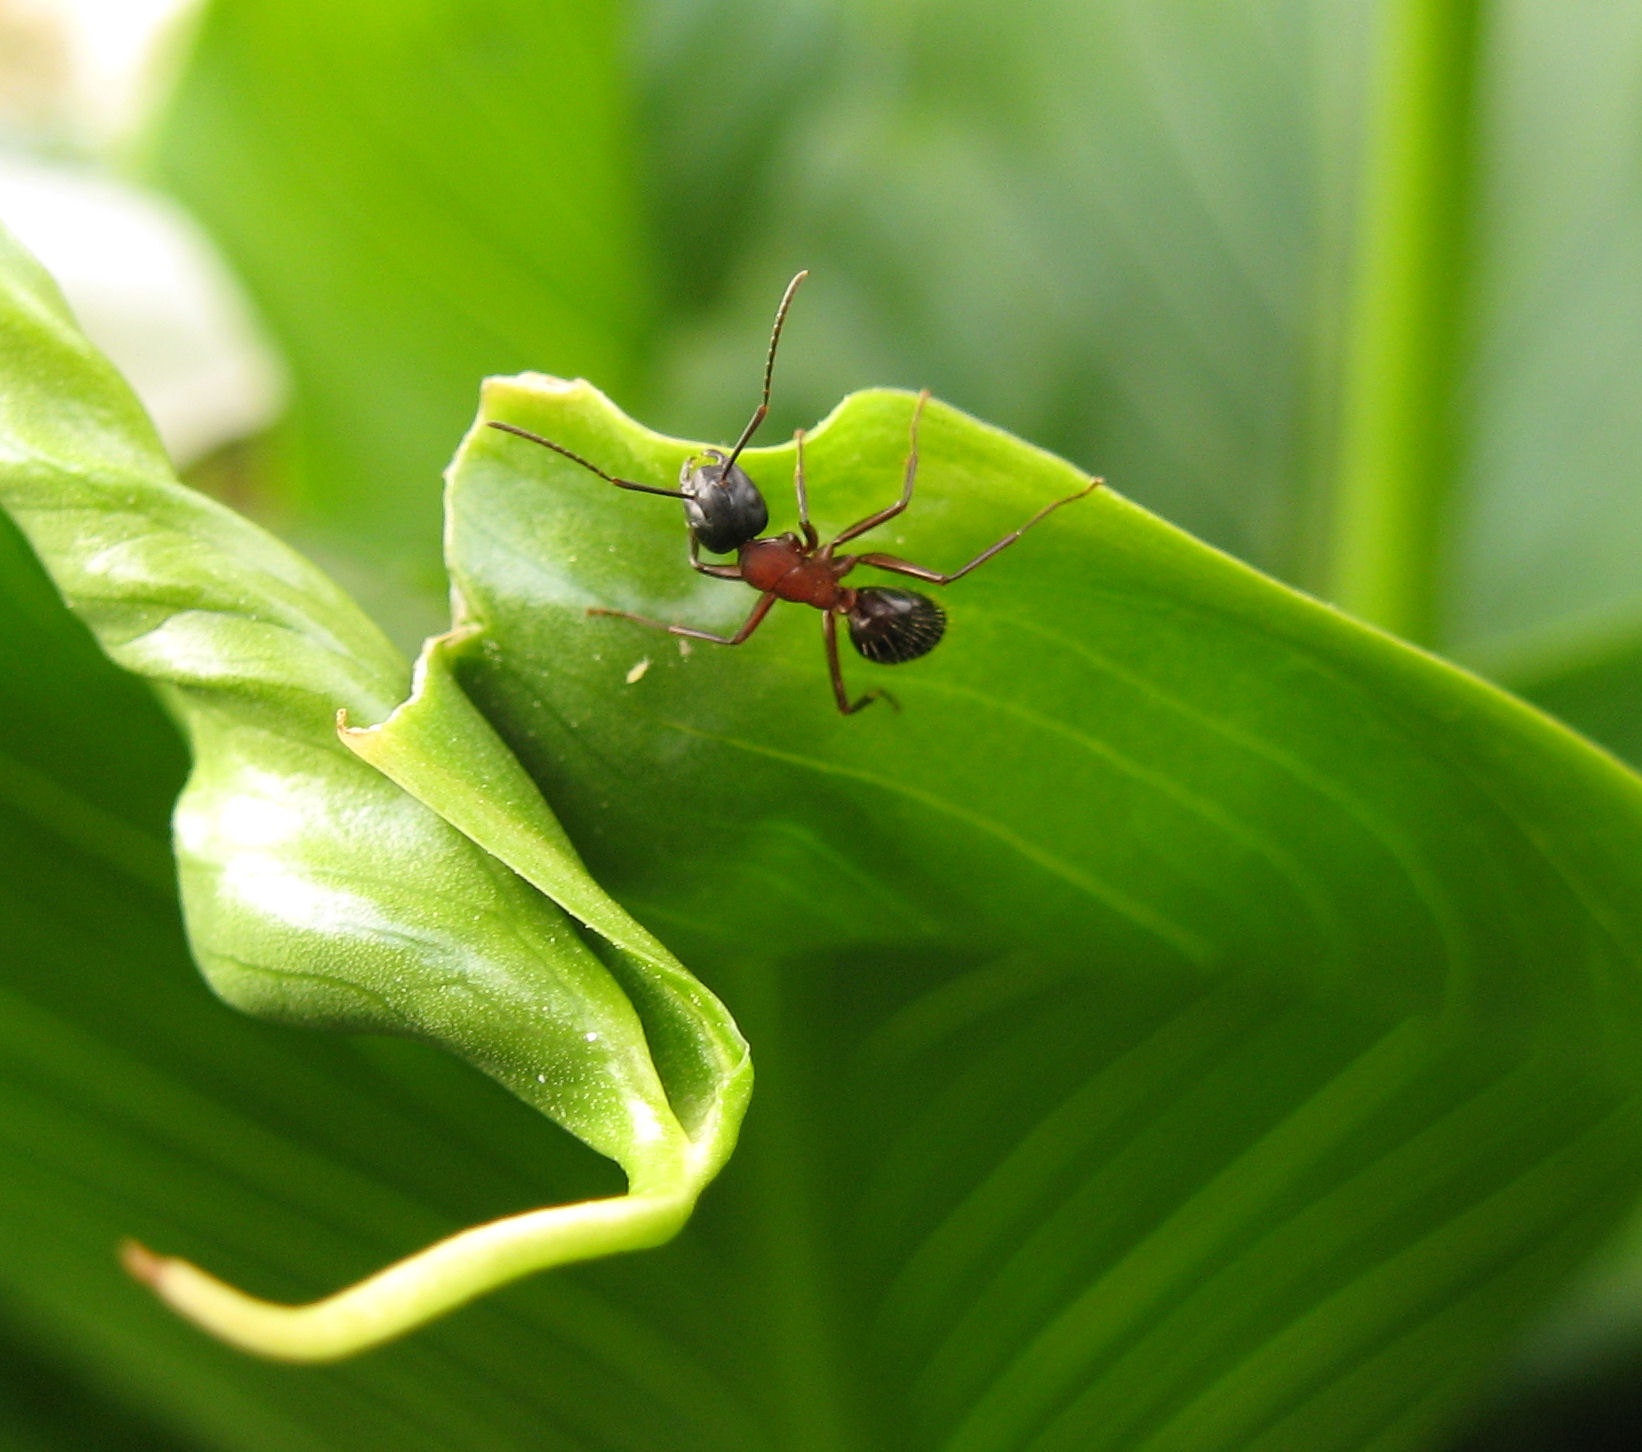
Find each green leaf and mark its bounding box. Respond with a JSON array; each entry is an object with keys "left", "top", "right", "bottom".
[
  {"left": 1477, "top": 608, "right": 1642, "bottom": 776},
  {"left": 93, "top": 0, "right": 1642, "bottom": 1438},
  {"left": 451, "top": 374, "right": 1642, "bottom": 1449},
  {"left": 0, "top": 722, "right": 752, "bottom": 1449},
  {"left": 0, "top": 222, "right": 744, "bottom": 1360},
  {"left": 339, "top": 624, "right": 750, "bottom": 1158}
]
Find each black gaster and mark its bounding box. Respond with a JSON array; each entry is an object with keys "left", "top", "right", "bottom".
[
  {"left": 681, "top": 449, "right": 769, "bottom": 554},
  {"left": 846, "top": 587, "right": 946, "bottom": 664}
]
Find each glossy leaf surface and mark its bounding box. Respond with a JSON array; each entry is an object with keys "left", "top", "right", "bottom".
[
  {"left": 446, "top": 373, "right": 1642, "bottom": 1449},
  {"left": 6, "top": 240, "right": 1642, "bottom": 1444}
]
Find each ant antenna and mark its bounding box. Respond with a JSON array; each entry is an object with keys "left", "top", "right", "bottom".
[
  {"left": 717, "top": 270, "right": 808, "bottom": 480},
  {"left": 485, "top": 421, "right": 688, "bottom": 499}
]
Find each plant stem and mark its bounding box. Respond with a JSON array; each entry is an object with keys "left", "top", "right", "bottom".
[
  {"left": 1327, "top": 0, "right": 1485, "bottom": 644},
  {"left": 122, "top": 1186, "right": 699, "bottom": 1362}
]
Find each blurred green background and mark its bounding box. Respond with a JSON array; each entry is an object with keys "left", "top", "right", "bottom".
[
  {"left": 121, "top": 0, "right": 1642, "bottom": 756},
  {"left": 4, "top": 0, "right": 1642, "bottom": 1447}
]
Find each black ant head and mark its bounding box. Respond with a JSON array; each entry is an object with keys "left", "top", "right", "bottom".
[
  {"left": 680, "top": 448, "right": 770, "bottom": 554},
  {"left": 846, "top": 587, "right": 947, "bottom": 664}
]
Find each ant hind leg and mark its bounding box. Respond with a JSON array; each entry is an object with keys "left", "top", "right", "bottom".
[
  {"left": 824, "top": 610, "right": 897, "bottom": 715},
  {"left": 854, "top": 477, "right": 1102, "bottom": 585}
]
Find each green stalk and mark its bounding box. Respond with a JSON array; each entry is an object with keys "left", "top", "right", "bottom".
[{"left": 1328, "top": 0, "right": 1485, "bottom": 644}]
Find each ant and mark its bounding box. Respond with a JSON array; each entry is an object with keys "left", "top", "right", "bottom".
[{"left": 488, "top": 272, "right": 1100, "bottom": 714}]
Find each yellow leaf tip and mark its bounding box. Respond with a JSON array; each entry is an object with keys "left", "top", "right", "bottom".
[
  {"left": 119, "top": 1237, "right": 165, "bottom": 1286},
  {"left": 335, "top": 706, "right": 373, "bottom": 743}
]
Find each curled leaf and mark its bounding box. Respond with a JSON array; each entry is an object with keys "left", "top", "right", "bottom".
[{"left": 0, "top": 221, "right": 745, "bottom": 1358}]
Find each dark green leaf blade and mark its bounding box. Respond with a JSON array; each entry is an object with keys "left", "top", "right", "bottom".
[{"left": 449, "top": 376, "right": 1642, "bottom": 1450}]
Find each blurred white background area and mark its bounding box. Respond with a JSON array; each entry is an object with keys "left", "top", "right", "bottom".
[
  {"left": 1, "top": 0, "right": 196, "bottom": 150},
  {"left": 0, "top": 0, "right": 285, "bottom": 466}
]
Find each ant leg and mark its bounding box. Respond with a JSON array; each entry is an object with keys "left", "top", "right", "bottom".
[
  {"left": 689, "top": 534, "right": 744, "bottom": 580},
  {"left": 794, "top": 429, "right": 819, "bottom": 550},
  {"left": 719, "top": 271, "right": 808, "bottom": 477},
  {"left": 827, "top": 390, "right": 930, "bottom": 549},
  {"left": 824, "top": 610, "right": 897, "bottom": 715},
  {"left": 487, "top": 422, "right": 687, "bottom": 500},
  {"left": 854, "top": 477, "right": 1102, "bottom": 584},
  {"left": 589, "top": 591, "right": 777, "bottom": 646}
]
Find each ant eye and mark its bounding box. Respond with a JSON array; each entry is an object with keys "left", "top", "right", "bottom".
[
  {"left": 681, "top": 451, "right": 769, "bottom": 554},
  {"left": 846, "top": 588, "right": 947, "bottom": 664}
]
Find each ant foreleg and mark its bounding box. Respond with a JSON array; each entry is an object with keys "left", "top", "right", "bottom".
[
  {"left": 689, "top": 535, "right": 744, "bottom": 580},
  {"left": 854, "top": 477, "right": 1102, "bottom": 584},
  {"left": 827, "top": 390, "right": 930, "bottom": 550},
  {"left": 824, "top": 611, "right": 897, "bottom": 715},
  {"left": 590, "top": 591, "right": 776, "bottom": 646}
]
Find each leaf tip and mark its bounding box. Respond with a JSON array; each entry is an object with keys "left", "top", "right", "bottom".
[
  {"left": 335, "top": 705, "right": 374, "bottom": 749},
  {"left": 480, "top": 372, "right": 581, "bottom": 412},
  {"left": 119, "top": 1237, "right": 165, "bottom": 1287}
]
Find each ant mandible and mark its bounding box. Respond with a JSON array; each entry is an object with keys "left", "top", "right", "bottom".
[{"left": 488, "top": 272, "right": 1101, "bottom": 714}]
